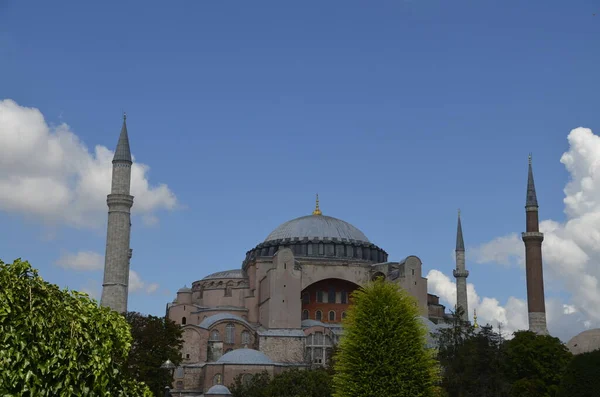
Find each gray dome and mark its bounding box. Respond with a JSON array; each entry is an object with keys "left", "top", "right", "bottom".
[
  {"left": 265, "top": 214, "right": 370, "bottom": 243},
  {"left": 206, "top": 384, "right": 232, "bottom": 395},
  {"left": 217, "top": 348, "right": 274, "bottom": 365},
  {"left": 567, "top": 328, "right": 600, "bottom": 355}
]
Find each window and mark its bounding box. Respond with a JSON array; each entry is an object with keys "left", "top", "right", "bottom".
[
  {"left": 210, "top": 330, "right": 220, "bottom": 341},
  {"left": 302, "top": 292, "right": 310, "bottom": 304},
  {"left": 175, "top": 367, "right": 184, "bottom": 378},
  {"left": 328, "top": 287, "right": 336, "bottom": 303},
  {"left": 342, "top": 311, "right": 347, "bottom": 320},
  {"left": 315, "top": 310, "right": 322, "bottom": 321},
  {"left": 181, "top": 316, "right": 187, "bottom": 325},
  {"left": 242, "top": 374, "right": 253, "bottom": 386},
  {"left": 314, "top": 347, "right": 323, "bottom": 364},
  {"left": 186, "top": 353, "right": 190, "bottom": 359},
  {"left": 176, "top": 381, "right": 183, "bottom": 389},
  {"left": 340, "top": 291, "right": 347, "bottom": 304},
  {"left": 329, "top": 311, "right": 336, "bottom": 322},
  {"left": 225, "top": 285, "right": 232, "bottom": 296},
  {"left": 213, "top": 373, "right": 222, "bottom": 385},
  {"left": 302, "top": 309, "right": 309, "bottom": 320},
  {"left": 225, "top": 323, "right": 235, "bottom": 344},
  {"left": 317, "top": 290, "right": 323, "bottom": 303},
  {"left": 242, "top": 330, "right": 250, "bottom": 345}
]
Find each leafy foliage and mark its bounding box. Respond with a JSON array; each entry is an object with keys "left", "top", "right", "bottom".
[
  {"left": 503, "top": 331, "right": 572, "bottom": 397},
  {"left": 123, "top": 312, "right": 183, "bottom": 397},
  {"left": 435, "top": 310, "right": 509, "bottom": 397},
  {"left": 229, "top": 369, "right": 332, "bottom": 397},
  {"left": 332, "top": 279, "right": 440, "bottom": 397},
  {"left": 557, "top": 349, "right": 600, "bottom": 397},
  {"left": 0, "top": 258, "right": 151, "bottom": 396}
]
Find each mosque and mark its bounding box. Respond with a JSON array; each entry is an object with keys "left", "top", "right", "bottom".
[{"left": 99, "top": 117, "right": 471, "bottom": 395}]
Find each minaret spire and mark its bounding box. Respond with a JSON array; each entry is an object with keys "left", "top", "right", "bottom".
[
  {"left": 101, "top": 114, "right": 135, "bottom": 313},
  {"left": 522, "top": 154, "right": 548, "bottom": 334},
  {"left": 453, "top": 209, "right": 469, "bottom": 322}
]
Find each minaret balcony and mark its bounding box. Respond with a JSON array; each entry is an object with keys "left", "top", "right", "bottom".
[
  {"left": 522, "top": 232, "right": 544, "bottom": 242},
  {"left": 453, "top": 269, "right": 469, "bottom": 278}
]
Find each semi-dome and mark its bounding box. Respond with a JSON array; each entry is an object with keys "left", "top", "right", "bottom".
[
  {"left": 216, "top": 348, "right": 274, "bottom": 365},
  {"left": 205, "top": 384, "right": 232, "bottom": 395},
  {"left": 265, "top": 214, "right": 370, "bottom": 243},
  {"left": 567, "top": 328, "right": 600, "bottom": 355}
]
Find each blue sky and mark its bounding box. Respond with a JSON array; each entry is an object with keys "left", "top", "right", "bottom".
[{"left": 1, "top": 1, "right": 600, "bottom": 340}]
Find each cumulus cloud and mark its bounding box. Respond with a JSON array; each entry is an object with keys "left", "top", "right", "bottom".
[
  {"left": 0, "top": 99, "right": 177, "bottom": 228},
  {"left": 468, "top": 127, "right": 600, "bottom": 339},
  {"left": 55, "top": 251, "right": 104, "bottom": 271},
  {"left": 129, "top": 270, "right": 160, "bottom": 294}
]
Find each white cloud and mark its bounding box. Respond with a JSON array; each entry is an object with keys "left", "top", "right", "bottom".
[
  {"left": 468, "top": 127, "right": 600, "bottom": 340},
  {"left": 129, "top": 269, "right": 160, "bottom": 295},
  {"left": 55, "top": 250, "right": 104, "bottom": 271},
  {"left": 0, "top": 99, "right": 177, "bottom": 228}
]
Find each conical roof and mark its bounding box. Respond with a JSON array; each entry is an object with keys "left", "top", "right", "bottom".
[{"left": 113, "top": 114, "right": 132, "bottom": 163}]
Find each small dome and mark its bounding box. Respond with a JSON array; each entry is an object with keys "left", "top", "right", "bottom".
[
  {"left": 206, "top": 384, "right": 232, "bottom": 395},
  {"left": 265, "top": 214, "right": 370, "bottom": 243},
  {"left": 217, "top": 348, "right": 274, "bottom": 365},
  {"left": 567, "top": 328, "right": 600, "bottom": 355},
  {"left": 177, "top": 285, "right": 192, "bottom": 293}
]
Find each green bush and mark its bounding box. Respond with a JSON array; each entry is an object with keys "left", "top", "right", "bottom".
[{"left": 0, "top": 259, "right": 151, "bottom": 396}]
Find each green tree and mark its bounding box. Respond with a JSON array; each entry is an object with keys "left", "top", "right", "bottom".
[
  {"left": 435, "top": 311, "right": 509, "bottom": 397},
  {"left": 230, "top": 369, "right": 332, "bottom": 397},
  {"left": 332, "top": 279, "right": 440, "bottom": 397},
  {"left": 123, "top": 312, "right": 183, "bottom": 397},
  {"left": 0, "top": 259, "right": 151, "bottom": 396},
  {"left": 503, "top": 331, "right": 572, "bottom": 397},
  {"left": 229, "top": 370, "right": 270, "bottom": 397},
  {"left": 557, "top": 349, "right": 600, "bottom": 397}
]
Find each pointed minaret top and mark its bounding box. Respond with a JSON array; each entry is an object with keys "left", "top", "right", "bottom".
[
  {"left": 113, "top": 113, "right": 132, "bottom": 163},
  {"left": 526, "top": 153, "right": 538, "bottom": 208},
  {"left": 312, "top": 193, "right": 322, "bottom": 215},
  {"left": 456, "top": 209, "right": 465, "bottom": 251}
]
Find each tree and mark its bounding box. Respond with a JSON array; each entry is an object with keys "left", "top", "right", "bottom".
[
  {"left": 435, "top": 311, "right": 509, "bottom": 397},
  {"left": 557, "top": 349, "right": 600, "bottom": 397},
  {"left": 0, "top": 259, "right": 151, "bottom": 396},
  {"left": 503, "top": 331, "right": 572, "bottom": 397},
  {"left": 229, "top": 370, "right": 270, "bottom": 397},
  {"left": 123, "top": 312, "right": 183, "bottom": 397},
  {"left": 229, "top": 369, "right": 332, "bottom": 397},
  {"left": 332, "top": 279, "right": 440, "bottom": 397}
]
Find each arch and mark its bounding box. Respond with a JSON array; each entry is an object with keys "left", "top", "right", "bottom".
[
  {"left": 181, "top": 316, "right": 187, "bottom": 325},
  {"left": 213, "top": 373, "right": 222, "bottom": 385},
  {"left": 242, "top": 373, "right": 253, "bottom": 386},
  {"left": 175, "top": 367, "right": 184, "bottom": 378},
  {"left": 328, "top": 310, "right": 336, "bottom": 322},
  {"left": 371, "top": 271, "right": 386, "bottom": 281},
  {"left": 302, "top": 309, "right": 310, "bottom": 320},
  {"left": 242, "top": 330, "right": 251, "bottom": 345},
  {"left": 210, "top": 329, "right": 221, "bottom": 341},
  {"left": 315, "top": 310, "right": 322, "bottom": 321},
  {"left": 225, "top": 323, "right": 235, "bottom": 344}
]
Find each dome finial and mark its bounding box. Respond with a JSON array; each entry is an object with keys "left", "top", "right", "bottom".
[
  {"left": 473, "top": 309, "right": 479, "bottom": 328},
  {"left": 312, "top": 193, "right": 322, "bottom": 215}
]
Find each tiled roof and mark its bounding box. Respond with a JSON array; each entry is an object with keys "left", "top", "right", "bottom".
[{"left": 113, "top": 117, "right": 132, "bottom": 163}]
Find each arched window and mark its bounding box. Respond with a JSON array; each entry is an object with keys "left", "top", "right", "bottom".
[
  {"left": 213, "top": 373, "right": 222, "bottom": 385},
  {"left": 175, "top": 367, "right": 184, "bottom": 378},
  {"left": 328, "top": 310, "right": 336, "bottom": 322},
  {"left": 242, "top": 330, "right": 251, "bottom": 345},
  {"left": 315, "top": 310, "right": 322, "bottom": 321},
  {"left": 181, "top": 316, "right": 187, "bottom": 325},
  {"left": 328, "top": 287, "right": 336, "bottom": 303},
  {"left": 341, "top": 291, "right": 348, "bottom": 304},
  {"left": 210, "top": 330, "right": 220, "bottom": 341},
  {"left": 342, "top": 311, "right": 347, "bottom": 320},
  {"left": 225, "top": 323, "right": 235, "bottom": 344},
  {"left": 302, "top": 310, "right": 309, "bottom": 320},
  {"left": 317, "top": 290, "right": 324, "bottom": 303},
  {"left": 242, "top": 374, "right": 253, "bottom": 386},
  {"left": 225, "top": 282, "right": 233, "bottom": 297}
]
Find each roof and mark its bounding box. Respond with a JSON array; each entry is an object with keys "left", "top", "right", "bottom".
[
  {"left": 216, "top": 348, "right": 274, "bottom": 365},
  {"left": 202, "top": 269, "right": 246, "bottom": 280},
  {"left": 177, "top": 285, "right": 192, "bottom": 293},
  {"left": 456, "top": 211, "right": 465, "bottom": 251},
  {"left": 265, "top": 214, "right": 370, "bottom": 243},
  {"left": 567, "top": 328, "right": 600, "bottom": 355},
  {"left": 198, "top": 313, "right": 252, "bottom": 329},
  {"left": 526, "top": 155, "right": 539, "bottom": 207},
  {"left": 113, "top": 115, "right": 132, "bottom": 163},
  {"left": 205, "top": 384, "right": 232, "bottom": 395}
]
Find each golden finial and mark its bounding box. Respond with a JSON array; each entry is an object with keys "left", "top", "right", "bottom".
[
  {"left": 473, "top": 309, "right": 479, "bottom": 328},
  {"left": 312, "top": 193, "right": 322, "bottom": 215}
]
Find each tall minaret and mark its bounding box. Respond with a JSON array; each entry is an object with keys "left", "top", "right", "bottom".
[
  {"left": 100, "top": 114, "right": 134, "bottom": 313},
  {"left": 453, "top": 209, "right": 469, "bottom": 322},
  {"left": 522, "top": 154, "right": 548, "bottom": 335}
]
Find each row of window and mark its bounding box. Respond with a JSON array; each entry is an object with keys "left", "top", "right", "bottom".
[
  {"left": 212, "top": 373, "right": 253, "bottom": 386},
  {"left": 302, "top": 309, "right": 347, "bottom": 322},
  {"left": 302, "top": 289, "right": 348, "bottom": 304},
  {"left": 208, "top": 323, "right": 251, "bottom": 345}
]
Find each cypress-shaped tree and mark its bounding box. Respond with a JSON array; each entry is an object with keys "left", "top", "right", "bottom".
[{"left": 332, "top": 278, "right": 440, "bottom": 397}]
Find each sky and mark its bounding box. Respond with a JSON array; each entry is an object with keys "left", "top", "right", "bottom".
[{"left": 1, "top": 0, "right": 600, "bottom": 342}]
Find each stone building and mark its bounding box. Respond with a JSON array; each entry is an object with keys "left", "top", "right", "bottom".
[{"left": 166, "top": 198, "right": 457, "bottom": 395}]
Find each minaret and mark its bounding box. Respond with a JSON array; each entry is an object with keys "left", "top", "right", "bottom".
[
  {"left": 522, "top": 154, "right": 548, "bottom": 335},
  {"left": 100, "top": 114, "right": 134, "bottom": 313},
  {"left": 453, "top": 209, "right": 469, "bottom": 322}
]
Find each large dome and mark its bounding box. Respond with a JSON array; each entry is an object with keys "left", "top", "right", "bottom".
[{"left": 265, "top": 214, "right": 370, "bottom": 243}]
